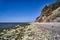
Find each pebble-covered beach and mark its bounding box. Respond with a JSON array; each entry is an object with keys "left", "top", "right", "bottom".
[{"left": 0, "top": 24, "right": 60, "bottom": 40}]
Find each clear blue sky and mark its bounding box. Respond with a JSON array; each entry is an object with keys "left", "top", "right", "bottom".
[{"left": 0, "top": 0, "right": 57, "bottom": 22}]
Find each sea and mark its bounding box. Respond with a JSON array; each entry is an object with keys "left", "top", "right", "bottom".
[{"left": 0, "top": 22, "right": 30, "bottom": 29}]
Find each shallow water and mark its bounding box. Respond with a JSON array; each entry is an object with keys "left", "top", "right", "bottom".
[{"left": 0, "top": 23, "right": 30, "bottom": 29}]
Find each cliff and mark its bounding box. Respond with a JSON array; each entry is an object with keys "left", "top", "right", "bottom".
[{"left": 35, "top": 1, "right": 60, "bottom": 22}]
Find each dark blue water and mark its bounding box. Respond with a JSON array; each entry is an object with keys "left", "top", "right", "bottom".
[{"left": 0, "top": 23, "right": 30, "bottom": 29}]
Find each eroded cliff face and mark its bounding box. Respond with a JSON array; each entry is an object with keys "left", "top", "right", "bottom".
[{"left": 35, "top": 1, "right": 60, "bottom": 22}]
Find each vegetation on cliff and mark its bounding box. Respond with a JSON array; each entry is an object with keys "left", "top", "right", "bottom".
[{"left": 35, "top": 0, "right": 60, "bottom": 22}]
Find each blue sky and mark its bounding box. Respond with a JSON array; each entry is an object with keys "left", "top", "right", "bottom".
[{"left": 0, "top": 0, "right": 57, "bottom": 22}]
